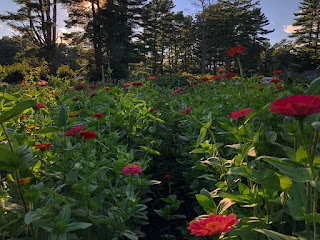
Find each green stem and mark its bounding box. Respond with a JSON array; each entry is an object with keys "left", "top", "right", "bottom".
[
  {"left": 0, "top": 122, "right": 35, "bottom": 240},
  {"left": 298, "top": 119, "right": 316, "bottom": 240}
]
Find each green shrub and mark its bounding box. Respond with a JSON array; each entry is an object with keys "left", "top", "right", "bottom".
[{"left": 56, "top": 64, "right": 75, "bottom": 78}]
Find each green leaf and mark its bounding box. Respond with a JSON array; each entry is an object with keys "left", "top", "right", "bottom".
[
  {"left": 0, "top": 93, "right": 18, "bottom": 101},
  {"left": 305, "top": 76, "right": 320, "bottom": 95},
  {"left": 66, "top": 222, "right": 92, "bottom": 232},
  {"left": 0, "top": 100, "right": 36, "bottom": 123},
  {"left": 195, "top": 194, "right": 216, "bottom": 213},
  {"left": 0, "top": 148, "right": 24, "bottom": 170},
  {"left": 140, "top": 146, "right": 160, "bottom": 155},
  {"left": 275, "top": 173, "right": 292, "bottom": 191},
  {"left": 254, "top": 229, "right": 303, "bottom": 240},
  {"left": 34, "top": 127, "right": 60, "bottom": 134},
  {"left": 287, "top": 182, "right": 306, "bottom": 220},
  {"left": 197, "top": 127, "right": 207, "bottom": 146},
  {"left": 258, "top": 156, "right": 316, "bottom": 182}
]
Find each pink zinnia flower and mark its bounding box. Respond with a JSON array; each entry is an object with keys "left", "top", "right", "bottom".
[
  {"left": 228, "top": 108, "right": 253, "bottom": 119},
  {"left": 90, "top": 83, "right": 100, "bottom": 89},
  {"left": 37, "top": 80, "right": 48, "bottom": 86},
  {"left": 172, "top": 87, "right": 184, "bottom": 95},
  {"left": 34, "top": 103, "right": 47, "bottom": 110},
  {"left": 64, "top": 124, "right": 85, "bottom": 136},
  {"left": 181, "top": 106, "right": 193, "bottom": 115},
  {"left": 122, "top": 164, "right": 142, "bottom": 175},
  {"left": 188, "top": 213, "right": 239, "bottom": 237},
  {"left": 270, "top": 95, "right": 320, "bottom": 117},
  {"left": 74, "top": 84, "right": 86, "bottom": 90}
]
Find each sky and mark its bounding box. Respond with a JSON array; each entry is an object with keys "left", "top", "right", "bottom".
[{"left": 0, "top": 0, "right": 301, "bottom": 45}]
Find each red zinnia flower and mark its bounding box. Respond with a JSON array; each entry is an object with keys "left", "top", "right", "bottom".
[
  {"left": 71, "top": 97, "right": 79, "bottom": 101},
  {"left": 132, "top": 81, "right": 143, "bottom": 87},
  {"left": 187, "top": 76, "right": 196, "bottom": 81},
  {"left": 270, "top": 94, "right": 320, "bottom": 117},
  {"left": 188, "top": 213, "right": 239, "bottom": 237},
  {"left": 227, "top": 45, "right": 246, "bottom": 57},
  {"left": 200, "top": 77, "right": 209, "bottom": 81},
  {"left": 37, "top": 80, "right": 48, "bottom": 86},
  {"left": 90, "top": 92, "right": 98, "bottom": 97},
  {"left": 74, "top": 84, "right": 86, "bottom": 90},
  {"left": 90, "top": 83, "right": 99, "bottom": 89},
  {"left": 181, "top": 106, "right": 193, "bottom": 115},
  {"left": 228, "top": 108, "right": 253, "bottom": 119},
  {"left": 64, "top": 124, "right": 85, "bottom": 136},
  {"left": 270, "top": 78, "right": 281, "bottom": 84},
  {"left": 80, "top": 130, "right": 97, "bottom": 139},
  {"left": 149, "top": 107, "right": 155, "bottom": 112},
  {"left": 224, "top": 72, "right": 235, "bottom": 78},
  {"left": 122, "top": 164, "right": 142, "bottom": 175},
  {"left": 94, "top": 113, "right": 104, "bottom": 118},
  {"left": 147, "top": 76, "right": 157, "bottom": 81},
  {"left": 21, "top": 80, "right": 25, "bottom": 86},
  {"left": 218, "top": 69, "right": 226, "bottom": 74},
  {"left": 34, "top": 103, "right": 47, "bottom": 110},
  {"left": 274, "top": 84, "right": 283, "bottom": 90},
  {"left": 34, "top": 143, "right": 52, "bottom": 150},
  {"left": 273, "top": 70, "right": 283, "bottom": 76},
  {"left": 212, "top": 75, "right": 223, "bottom": 81},
  {"left": 172, "top": 87, "right": 184, "bottom": 95}
]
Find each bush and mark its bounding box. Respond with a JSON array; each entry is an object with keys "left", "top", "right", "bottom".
[{"left": 56, "top": 64, "right": 75, "bottom": 78}]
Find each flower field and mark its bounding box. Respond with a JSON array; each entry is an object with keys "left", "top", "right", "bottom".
[{"left": 1, "top": 67, "right": 320, "bottom": 240}]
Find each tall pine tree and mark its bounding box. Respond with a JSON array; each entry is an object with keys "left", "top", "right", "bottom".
[{"left": 291, "top": 0, "right": 320, "bottom": 69}]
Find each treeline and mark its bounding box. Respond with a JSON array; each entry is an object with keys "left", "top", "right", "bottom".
[{"left": 0, "top": 0, "right": 319, "bottom": 80}]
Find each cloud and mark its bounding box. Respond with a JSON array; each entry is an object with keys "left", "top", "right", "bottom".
[
  {"left": 283, "top": 25, "right": 301, "bottom": 33},
  {"left": 59, "top": 27, "right": 70, "bottom": 34}
]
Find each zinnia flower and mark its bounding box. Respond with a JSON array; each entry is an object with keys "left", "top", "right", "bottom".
[
  {"left": 124, "top": 82, "right": 131, "bottom": 87},
  {"left": 227, "top": 45, "right": 246, "bottom": 57},
  {"left": 172, "top": 87, "right": 184, "bottom": 95},
  {"left": 103, "top": 86, "right": 111, "bottom": 91},
  {"left": 34, "top": 103, "right": 47, "bottom": 110},
  {"left": 270, "top": 95, "right": 320, "bottom": 117},
  {"left": 200, "top": 77, "right": 209, "bottom": 81},
  {"left": 188, "top": 213, "right": 239, "bottom": 237},
  {"left": 90, "top": 83, "right": 99, "bottom": 89},
  {"left": 71, "top": 97, "right": 79, "bottom": 101},
  {"left": 187, "top": 76, "right": 196, "bottom": 81},
  {"left": 147, "top": 76, "right": 157, "bottom": 81},
  {"left": 80, "top": 130, "right": 97, "bottom": 139},
  {"left": 74, "top": 84, "right": 86, "bottom": 90},
  {"left": 149, "top": 107, "right": 155, "bottom": 112},
  {"left": 270, "top": 78, "right": 281, "bottom": 84},
  {"left": 132, "top": 81, "right": 143, "bottom": 87},
  {"left": 275, "top": 84, "right": 283, "bottom": 90},
  {"left": 64, "top": 124, "right": 85, "bottom": 136},
  {"left": 94, "top": 113, "right": 104, "bottom": 118},
  {"left": 224, "top": 72, "right": 235, "bottom": 78},
  {"left": 75, "top": 76, "right": 86, "bottom": 81},
  {"left": 34, "top": 143, "right": 52, "bottom": 150},
  {"left": 122, "top": 164, "right": 142, "bottom": 175},
  {"left": 37, "top": 80, "right": 48, "bottom": 86},
  {"left": 181, "top": 106, "right": 193, "bottom": 115},
  {"left": 228, "top": 108, "right": 253, "bottom": 119},
  {"left": 90, "top": 92, "right": 98, "bottom": 97},
  {"left": 273, "top": 70, "right": 283, "bottom": 76},
  {"left": 218, "top": 69, "right": 226, "bottom": 74}
]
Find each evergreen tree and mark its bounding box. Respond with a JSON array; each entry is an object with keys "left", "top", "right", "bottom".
[{"left": 291, "top": 0, "right": 320, "bottom": 69}]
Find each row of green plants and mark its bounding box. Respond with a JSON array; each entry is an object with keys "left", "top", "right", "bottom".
[{"left": 1, "top": 47, "right": 320, "bottom": 239}]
